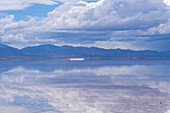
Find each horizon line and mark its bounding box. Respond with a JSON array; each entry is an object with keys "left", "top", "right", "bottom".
[
  {"left": 1, "top": 57, "right": 170, "bottom": 60},
  {"left": 1, "top": 43, "right": 168, "bottom": 52}
]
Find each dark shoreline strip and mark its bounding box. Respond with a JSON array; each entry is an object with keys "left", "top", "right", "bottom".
[{"left": 1, "top": 57, "right": 170, "bottom": 60}]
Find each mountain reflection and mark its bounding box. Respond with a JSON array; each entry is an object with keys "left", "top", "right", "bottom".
[{"left": 0, "top": 59, "right": 170, "bottom": 113}]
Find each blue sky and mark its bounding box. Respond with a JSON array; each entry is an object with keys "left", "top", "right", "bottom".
[
  {"left": 0, "top": 3, "right": 62, "bottom": 21},
  {"left": 0, "top": 0, "right": 170, "bottom": 51}
]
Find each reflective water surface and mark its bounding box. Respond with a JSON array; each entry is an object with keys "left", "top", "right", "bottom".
[{"left": 0, "top": 59, "right": 170, "bottom": 113}]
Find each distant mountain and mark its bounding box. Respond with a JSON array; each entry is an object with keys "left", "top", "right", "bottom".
[
  {"left": 0, "top": 43, "right": 26, "bottom": 58},
  {"left": 1, "top": 43, "right": 170, "bottom": 58},
  {"left": 21, "top": 44, "right": 112, "bottom": 58}
]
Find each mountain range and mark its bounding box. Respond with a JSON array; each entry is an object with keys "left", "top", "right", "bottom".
[{"left": 1, "top": 43, "right": 170, "bottom": 59}]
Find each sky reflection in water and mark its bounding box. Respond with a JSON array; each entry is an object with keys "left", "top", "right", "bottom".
[{"left": 0, "top": 59, "right": 170, "bottom": 113}]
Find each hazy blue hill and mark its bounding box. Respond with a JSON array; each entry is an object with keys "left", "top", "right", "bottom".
[
  {"left": 0, "top": 43, "right": 26, "bottom": 58},
  {"left": 21, "top": 44, "right": 170, "bottom": 58},
  {"left": 1, "top": 43, "right": 170, "bottom": 58},
  {"left": 21, "top": 44, "right": 86, "bottom": 57},
  {"left": 21, "top": 44, "right": 60, "bottom": 57},
  {"left": 21, "top": 45, "right": 124, "bottom": 58}
]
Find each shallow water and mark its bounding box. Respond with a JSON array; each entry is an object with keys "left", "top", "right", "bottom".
[{"left": 0, "top": 59, "right": 170, "bottom": 113}]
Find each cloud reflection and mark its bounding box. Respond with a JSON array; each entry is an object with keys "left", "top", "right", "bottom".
[{"left": 0, "top": 60, "right": 170, "bottom": 113}]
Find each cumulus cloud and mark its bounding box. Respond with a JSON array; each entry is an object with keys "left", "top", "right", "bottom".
[
  {"left": 45, "top": 0, "right": 168, "bottom": 30},
  {"left": 164, "top": 0, "right": 170, "bottom": 6},
  {"left": 0, "top": 0, "right": 170, "bottom": 50}
]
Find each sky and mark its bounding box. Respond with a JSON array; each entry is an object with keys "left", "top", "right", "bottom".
[{"left": 0, "top": 0, "right": 170, "bottom": 51}]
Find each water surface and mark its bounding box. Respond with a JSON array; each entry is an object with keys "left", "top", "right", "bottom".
[{"left": 0, "top": 59, "right": 170, "bottom": 113}]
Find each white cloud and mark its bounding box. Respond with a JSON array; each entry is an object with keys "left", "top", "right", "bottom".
[
  {"left": 165, "top": 110, "right": 170, "bottom": 113},
  {"left": 0, "top": 0, "right": 59, "bottom": 11},
  {"left": 0, "top": 0, "right": 170, "bottom": 50},
  {"left": 164, "top": 0, "right": 170, "bottom": 6},
  {"left": 157, "top": 19, "right": 170, "bottom": 34},
  {"left": 45, "top": 0, "right": 168, "bottom": 30}
]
